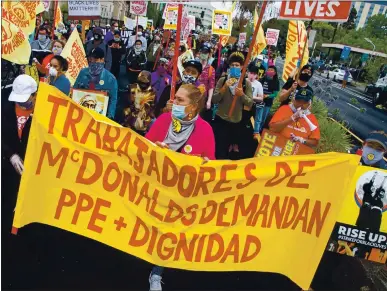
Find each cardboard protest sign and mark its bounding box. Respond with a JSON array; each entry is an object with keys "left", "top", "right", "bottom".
[
  {"left": 68, "top": 0, "right": 100, "bottom": 20},
  {"left": 256, "top": 130, "right": 315, "bottom": 157},
  {"left": 266, "top": 28, "right": 280, "bottom": 46},
  {"left": 164, "top": 6, "right": 178, "bottom": 30},
  {"left": 279, "top": 1, "right": 352, "bottom": 22},
  {"left": 238, "top": 32, "right": 246, "bottom": 46},
  {"left": 60, "top": 30, "right": 88, "bottom": 85},
  {"left": 178, "top": 49, "right": 194, "bottom": 76},
  {"left": 13, "top": 83, "right": 360, "bottom": 290},
  {"left": 212, "top": 10, "right": 232, "bottom": 36},
  {"left": 162, "top": 3, "right": 178, "bottom": 19},
  {"left": 72, "top": 89, "right": 109, "bottom": 116},
  {"left": 1, "top": 16, "right": 31, "bottom": 64},
  {"left": 327, "top": 167, "right": 387, "bottom": 264},
  {"left": 130, "top": 1, "right": 147, "bottom": 16},
  {"left": 282, "top": 21, "right": 309, "bottom": 82}
]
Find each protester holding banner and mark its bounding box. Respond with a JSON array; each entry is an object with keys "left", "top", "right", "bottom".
[
  {"left": 350, "top": 131, "right": 387, "bottom": 169},
  {"left": 126, "top": 39, "right": 147, "bottom": 84},
  {"left": 151, "top": 58, "right": 171, "bottom": 104},
  {"left": 2, "top": 75, "right": 38, "bottom": 176},
  {"left": 122, "top": 71, "right": 155, "bottom": 135},
  {"left": 270, "top": 88, "right": 320, "bottom": 147},
  {"left": 73, "top": 48, "right": 117, "bottom": 120},
  {"left": 47, "top": 56, "right": 70, "bottom": 96},
  {"left": 279, "top": 64, "right": 314, "bottom": 106},
  {"left": 34, "top": 40, "right": 65, "bottom": 75},
  {"left": 107, "top": 30, "right": 126, "bottom": 79},
  {"left": 211, "top": 52, "right": 253, "bottom": 159},
  {"left": 85, "top": 27, "right": 112, "bottom": 71},
  {"left": 146, "top": 35, "right": 163, "bottom": 71},
  {"left": 255, "top": 65, "right": 280, "bottom": 136},
  {"left": 154, "top": 60, "right": 202, "bottom": 118}
]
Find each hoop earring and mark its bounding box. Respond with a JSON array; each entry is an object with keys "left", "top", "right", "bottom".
[{"left": 188, "top": 112, "right": 193, "bottom": 120}]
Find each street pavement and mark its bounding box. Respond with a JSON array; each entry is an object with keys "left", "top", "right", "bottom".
[
  {"left": 275, "top": 59, "right": 387, "bottom": 141},
  {"left": 2, "top": 63, "right": 374, "bottom": 291}
]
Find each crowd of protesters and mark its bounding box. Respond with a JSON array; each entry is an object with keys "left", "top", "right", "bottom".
[{"left": 2, "top": 18, "right": 387, "bottom": 291}]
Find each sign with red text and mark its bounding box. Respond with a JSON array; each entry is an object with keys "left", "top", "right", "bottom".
[
  {"left": 130, "top": 1, "right": 148, "bottom": 16},
  {"left": 279, "top": 1, "right": 352, "bottom": 22},
  {"left": 266, "top": 28, "right": 280, "bottom": 46}
]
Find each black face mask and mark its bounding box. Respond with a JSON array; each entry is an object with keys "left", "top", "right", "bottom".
[
  {"left": 299, "top": 73, "right": 311, "bottom": 82},
  {"left": 138, "top": 82, "right": 150, "bottom": 90}
]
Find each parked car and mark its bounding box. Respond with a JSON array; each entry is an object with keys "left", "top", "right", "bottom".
[
  {"left": 328, "top": 68, "right": 353, "bottom": 84},
  {"left": 365, "top": 76, "right": 387, "bottom": 107}
]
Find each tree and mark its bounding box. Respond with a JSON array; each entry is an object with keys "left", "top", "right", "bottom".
[
  {"left": 364, "top": 14, "right": 387, "bottom": 38},
  {"left": 146, "top": 3, "right": 162, "bottom": 28},
  {"left": 342, "top": 7, "right": 357, "bottom": 30}
]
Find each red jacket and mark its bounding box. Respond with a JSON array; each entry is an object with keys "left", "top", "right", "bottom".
[{"left": 145, "top": 112, "right": 216, "bottom": 160}]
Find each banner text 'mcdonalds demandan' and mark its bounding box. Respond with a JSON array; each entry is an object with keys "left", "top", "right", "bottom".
[{"left": 13, "top": 83, "right": 360, "bottom": 290}]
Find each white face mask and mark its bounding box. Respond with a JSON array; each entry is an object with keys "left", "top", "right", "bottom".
[
  {"left": 49, "top": 66, "right": 58, "bottom": 77},
  {"left": 137, "top": 32, "right": 142, "bottom": 36}
]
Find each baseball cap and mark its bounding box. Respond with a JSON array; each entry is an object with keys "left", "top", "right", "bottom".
[
  {"left": 159, "top": 58, "right": 169, "bottom": 65},
  {"left": 90, "top": 47, "right": 105, "bottom": 59},
  {"left": 295, "top": 88, "right": 313, "bottom": 102},
  {"left": 9, "top": 75, "right": 38, "bottom": 102},
  {"left": 199, "top": 45, "right": 211, "bottom": 54},
  {"left": 183, "top": 60, "right": 203, "bottom": 74},
  {"left": 93, "top": 27, "right": 104, "bottom": 36},
  {"left": 257, "top": 55, "right": 264, "bottom": 61},
  {"left": 365, "top": 131, "right": 387, "bottom": 151}
]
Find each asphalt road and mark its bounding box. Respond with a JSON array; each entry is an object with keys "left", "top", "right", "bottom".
[
  {"left": 275, "top": 59, "right": 387, "bottom": 141},
  {"left": 1, "top": 64, "right": 372, "bottom": 291}
]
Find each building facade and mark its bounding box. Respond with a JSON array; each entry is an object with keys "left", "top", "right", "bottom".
[
  {"left": 183, "top": 3, "right": 213, "bottom": 28},
  {"left": 352, "top": 1, "right": 387, "bottom": 29}
]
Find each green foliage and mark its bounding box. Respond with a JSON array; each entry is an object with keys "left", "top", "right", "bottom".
[
  {"left": 311, "top": 98, "right": 328, "bottom": 120},
  {"left": 316, "top": 118, "right": 353, "bottom": 153},
  {"left": 147, "top": 3, "right": 162, "bottom": 27},
  {"left": 342, "top": 7, "right": 357, "bottom": 30},
  {"left": 363, "top": 57, "right": 387, "bottom": 83},
  {"left": 350, "top": 97, "right": 360, "bottom": 106}
]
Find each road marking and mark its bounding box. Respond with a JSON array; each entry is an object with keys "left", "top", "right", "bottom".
[{"left": 346, "top": 102, "right": 360, "bottom": 111}]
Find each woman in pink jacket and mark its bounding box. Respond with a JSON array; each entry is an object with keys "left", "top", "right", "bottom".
[{"left": 145, "top": 83, "right": 215, "bottom": 291}]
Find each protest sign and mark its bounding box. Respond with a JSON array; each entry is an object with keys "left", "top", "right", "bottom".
[
  {"left": 42, "top": 0, "right": 50, "bottom": 12},
  {"left": 256, "top": 130, "right": 315, "bottom": 157},
  {"left": 68, "top": 0, "right": 100, "bottom": 20},
  {"left": 72, "top": 89, "right": 109, "bottom": 116},
  {"left": 177, "top": 49, "right": 194, "bottom": 76},
  {"left": 162, "top": 3, "right": 178, "bottom": 19},
  {"left": 164, "top": 6, "right": 178, "bottom": 30},
  {"left": 130, "top": 1, "right": 147, "bottom": 16},
  {"left": 124, "top": 17, "right": 135, "bottom": 31},
  {"left": 13, "top": 83, "right": 360, "bottom": 290},
  {"left": 60, "top": 30, "right": 88, "bottom": 85},
  {"left": 251, "top": 7, "right": 267, "bottom": 59},
  {"left": 2, "top": 0, "right": 41, "bottom": 36},
  {"left": 138, "top": 16, "right": 148, "bottom": 30},
  {"left": 212, "top": 10, "right": 232, "bottom": 36},
  {"left": 279, "top": 1, "right": 351, "bottom": 22},
  {"left": 1, "top": 16, "right": 31, "bottom": 64},
  {"left": 327, "top": 166, "right": 387, "bottom": 264},
  {"left": 182, "top": 14, "right": 195, "bottom": 42},
  {"left": 282, "top": 21, "right": 309, "bottom": 82},
  {"left": 238, "top": 33, "right": 246, "bottom": 46},
  {"left": 147, "top": 19, "right": 154, "bottom": 31},
  {"left": 266, "top": 28, "right": 280, "bottom": 46}
]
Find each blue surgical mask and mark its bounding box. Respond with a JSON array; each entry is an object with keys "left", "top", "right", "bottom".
[
  {"left": 17, "top": 100, "right": 34, "bottom": 110},
  {"left": 89, "top": 62, "right": 104, "bottom": 76},
  {"left": 172, "top": 104, "right": 187, "bottom": 120},
  {"left": 229, "top": 67, "right": 241, "bottom": 78},
  {"left": 362, "top": 145, "right": 384, "bottom": 165},
  {"left": 38, "top": 34, "right": 47, "bottom": 42}
]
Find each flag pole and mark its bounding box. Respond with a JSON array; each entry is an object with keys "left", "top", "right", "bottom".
[
  {"left": 296, "top": 20, "right": 314, "bottom": 81},
  {"left": 135, "top": 15, "right": 139, "bottom": 41},
  {"left": 228, "top": 1, "right": 267, "bottom": 117},
  {"left": 217, "top": 37, "right": 222, "bottom": 68},
  {"left": 169, "top": 4, "right": 183, "bottom": 101},
  {"left": 52, "top": 0, "right": 58, "bottom": 39}
]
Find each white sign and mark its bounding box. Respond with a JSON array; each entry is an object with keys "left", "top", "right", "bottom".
[
  {"left": 68, "top": 0, "right": 101, "bottom": 19},
  {"left": 238, "top": 32, "right": 246, "bottom": 45},
  {"left": 130, "top": 1, "right": 148, "bottom": 16},
  {"left": 162, "top": 3, "right": 178, "bottom": 19},
  {"left": 265, "top": 28, "right": 280, "bottom": 46},
  {"left": 138, "top": 16, "right": 148, "bottom": 29}
]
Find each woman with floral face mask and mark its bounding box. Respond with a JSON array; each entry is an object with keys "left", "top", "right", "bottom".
[
  {"left": 34, "top": 40, "right": 65, "bottom": 75},
  {"left": 145, "top": 83, "right": 214, "bottom": 291},
  {"left": 48, "top": 55, "right": 71, "bottom": 95}
]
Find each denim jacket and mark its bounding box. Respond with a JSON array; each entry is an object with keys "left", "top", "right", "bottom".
[{"left": 73, "top": 68, "right": 118, "bottom": 119}]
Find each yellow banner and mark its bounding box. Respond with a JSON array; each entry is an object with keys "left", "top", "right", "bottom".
[
  {"left": 282, "top": 20, "right": 309, "bottom": 82},
  {"left": 13, "top": 83, "right": 360, "bottom": 290},
  {"left": 60, "top": 29, "right": 88, "bottom": 86},
  {"left": 2, "top": 1, "right": 41, "bottom": 36},
  {"left": 54, "top": 3, "right": 63, "bottom": 28},
  {"left": 251, "top": 7, "right": 267, "bottom": 60},
  {"left": 1, "top": 16, "right": 31, "bottom": 64}
]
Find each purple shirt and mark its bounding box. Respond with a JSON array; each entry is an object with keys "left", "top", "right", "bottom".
[
  {"left": 104, "top": 31, "right": 114, "bottom": 44},
  {"left": 151, "top": 71, "right": 172, "bottom": 102}
]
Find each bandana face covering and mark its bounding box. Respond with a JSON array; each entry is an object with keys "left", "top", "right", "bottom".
[
  {"left": 89, "top": 62, "right": 104, "bottom": 76},
  {"left": 362, "top": 145, "right": 384, "bottom": 165},
  {"left": 181, "top": 74, "right": 196, "bottom": 84}
]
